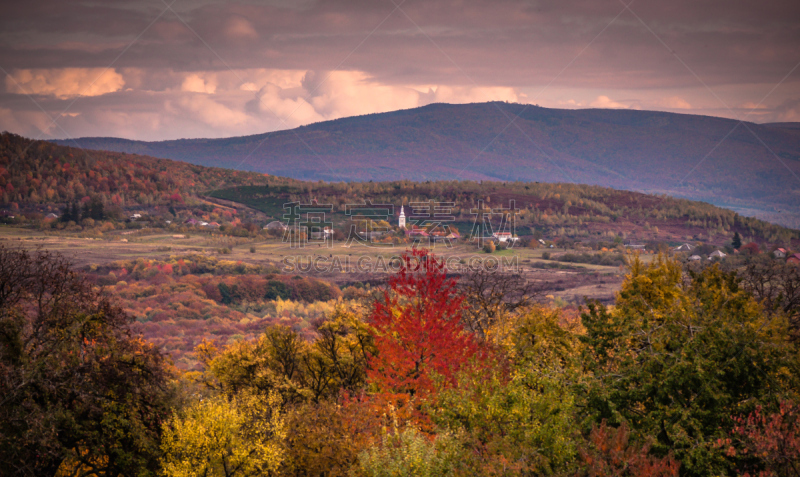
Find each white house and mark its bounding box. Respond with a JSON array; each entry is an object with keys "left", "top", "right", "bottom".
[
  {"left": 688, "top": 255, "right": 702, "bottom": 261},
  {"left": 492, "top": 231, "right": 518, "bottom": 243},
  {"left": 709, "top": 250, "right": 727, "bottom": 259},
  {"left": 774, "top": 248, "right": 787, "bottom": 258},
  {"left": 674, "top": 243, "right": 694, "bottom": 252},
  {"left": 130, "top": 213, "right": 142, "bottom": 220},
  {"left": 264, "top": 220, "right": 288, "bottom": 231}
]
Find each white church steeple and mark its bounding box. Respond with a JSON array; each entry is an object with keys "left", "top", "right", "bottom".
[{"left": 398, "top": 205, "right": 406, "bottom": 229}]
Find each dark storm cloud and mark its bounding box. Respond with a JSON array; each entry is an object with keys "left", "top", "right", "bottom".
[{"left": 1, "top": 0, "right": 799, "bottom": 140}]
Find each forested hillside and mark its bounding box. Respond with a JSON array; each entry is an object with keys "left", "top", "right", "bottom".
[
  {"left": 0, "top": 132, "right": 270, "bottom": 209},
  {"left": 56, "top": 102, "right": 800, "bottom": 227},
  {"left": 210, "top": 181, "right": 800, "bottom": 247}
]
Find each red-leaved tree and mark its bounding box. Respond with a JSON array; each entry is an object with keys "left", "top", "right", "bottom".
[
  {"left": 577, "top": 421, "right": 680, "bottom": 477},
  {"left": 723, "top": 401, "right": 800, "bottom": 477},
  {"left": 741, "top": 242, "right": 761, "bottom": 256},
  {"left": 367, "top": 249, "right": 487, "bottom": 398}
]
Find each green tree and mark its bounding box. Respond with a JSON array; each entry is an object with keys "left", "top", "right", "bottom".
[
  {"left": 198, "top": 306, "right": 372, "bottom": 404},
  {"left": 264, "top": 280, "right": 291, "bottom": 300},
  {"left": 430, "top": 307, "right": 581, "bottom": 475},
  {"left": 580, "top": 255, "right": 799, "bottom": 476},
  {"left": 0, "top": 247, "right": 171, "bottom": 476},
  {"left": 732, "top": 231, "right": 742, "bottom": 249},
  {"left": 218, "top": 282, "right": 238, "bottom": 305},
  {"left": 90, "top": 198, "right": 104, "bottom": 220}
]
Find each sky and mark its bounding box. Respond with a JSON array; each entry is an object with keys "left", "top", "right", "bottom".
[{"left": 1, "top": 0, "right": 799, "bottom": 141}]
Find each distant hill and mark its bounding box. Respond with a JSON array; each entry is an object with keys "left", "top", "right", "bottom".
[
  {"left": 53, "top": 103, "right": 800, "bottom": 226},
  {"left": 765, "top": 122, "right": 800, "bottom": 130}
]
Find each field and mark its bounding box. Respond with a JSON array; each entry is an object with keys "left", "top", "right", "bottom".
[{"left": 0, "top": 225, "right": 627, "bottom": 303}]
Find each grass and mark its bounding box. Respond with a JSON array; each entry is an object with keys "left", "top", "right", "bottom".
[
  {"left": 0, "top": 224, "right": 624, "bottom": 268},
  {"left": 0, "top": 225, "right": 625, "bottom": 302}
]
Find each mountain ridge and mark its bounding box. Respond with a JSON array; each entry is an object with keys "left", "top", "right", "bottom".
[{"left": 52, "top": 102, "right": 800, "bottom": 227}]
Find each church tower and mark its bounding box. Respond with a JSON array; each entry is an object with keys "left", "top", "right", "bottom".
[{"left": 398, "top": 205, "right": 406, "bottom": 229}]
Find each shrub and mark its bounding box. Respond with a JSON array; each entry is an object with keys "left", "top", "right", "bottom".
[{"left": 356, "top": 427, "right": 462, "bottom": 477}]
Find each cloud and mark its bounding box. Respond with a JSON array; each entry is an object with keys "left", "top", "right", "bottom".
[
  {"left": 0, "top": 107, "right": 29, "bottom": 134},
  {"left": 251, "top": 70, "right": 522, "bottom": 126},
  {"left": 739, "top": 101, "right": 768, "bottom": 111},
  {"left": 181, "top": 73, "right": 217, "bottom": 94},
  {"left": 5, "top": 68, "right": 125, "bottom": 99},
  {"left": 0, "top": 106, "right": 58, "bottom": 138},
  {"left": 0, "top": 67, "right": 527, "bottom": 140},
  {"left": 589, "top": 95, "right": 630, "bottom": 109},
  {"left": 249, "top": 82, "right": 324, "bottom": 126},
  {"left": 172, "top": 94, "right": 250, "bottom": 129},
  {"left": 771, "top": 98, "right": 800, "bottom": 123},
  {"left": 657, "top": 96, "right": 692, "bottom": 109},
  {"left": 223, "top": 16, "right": 258, "bottom": 40},
  {"left": 303, "top": 71, "right": 421, "bottom": 119},
  {"left": 1, "top": 0, "right": 799, "bottom": 139},
  {"left": 420, "top": 85, "right": 519, "bottom": 105},
  {"left": 5, "top": 63, "right": 795, "bottom": 142}
]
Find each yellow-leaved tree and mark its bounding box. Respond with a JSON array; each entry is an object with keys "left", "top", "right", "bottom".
[{"left": 160, "top": 391, "right": 284, "bottom": 477}]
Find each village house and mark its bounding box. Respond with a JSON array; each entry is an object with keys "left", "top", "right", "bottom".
[
  {"left": 688, "top": 255, "right": 702, "bottom": 261},
  {"left": 773, "top": 248, "right": 787, "bottom": 258},
  {"left": 709, "top": 250, "right": 727, "bottom": 260},
  {"left": 264, "top": 220, "right": 288, "bottom": 232},
  {"left": 406, "top": 226, "right": 429, "bottom": 238},
  {"left": 788, "top": 253, "right": 800, "bottom": 266},
  {"left": 492, "top": 231, "right": 518, "bottom": 243},
  {"left": 309, "top": 226, "right": 334, "bottom": 240},
  {"left": 429, "top": 229, "right": 461, "bottom": 242},
  {"left": 674, "top": 243, "right": 694, "bottom": 252}
]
